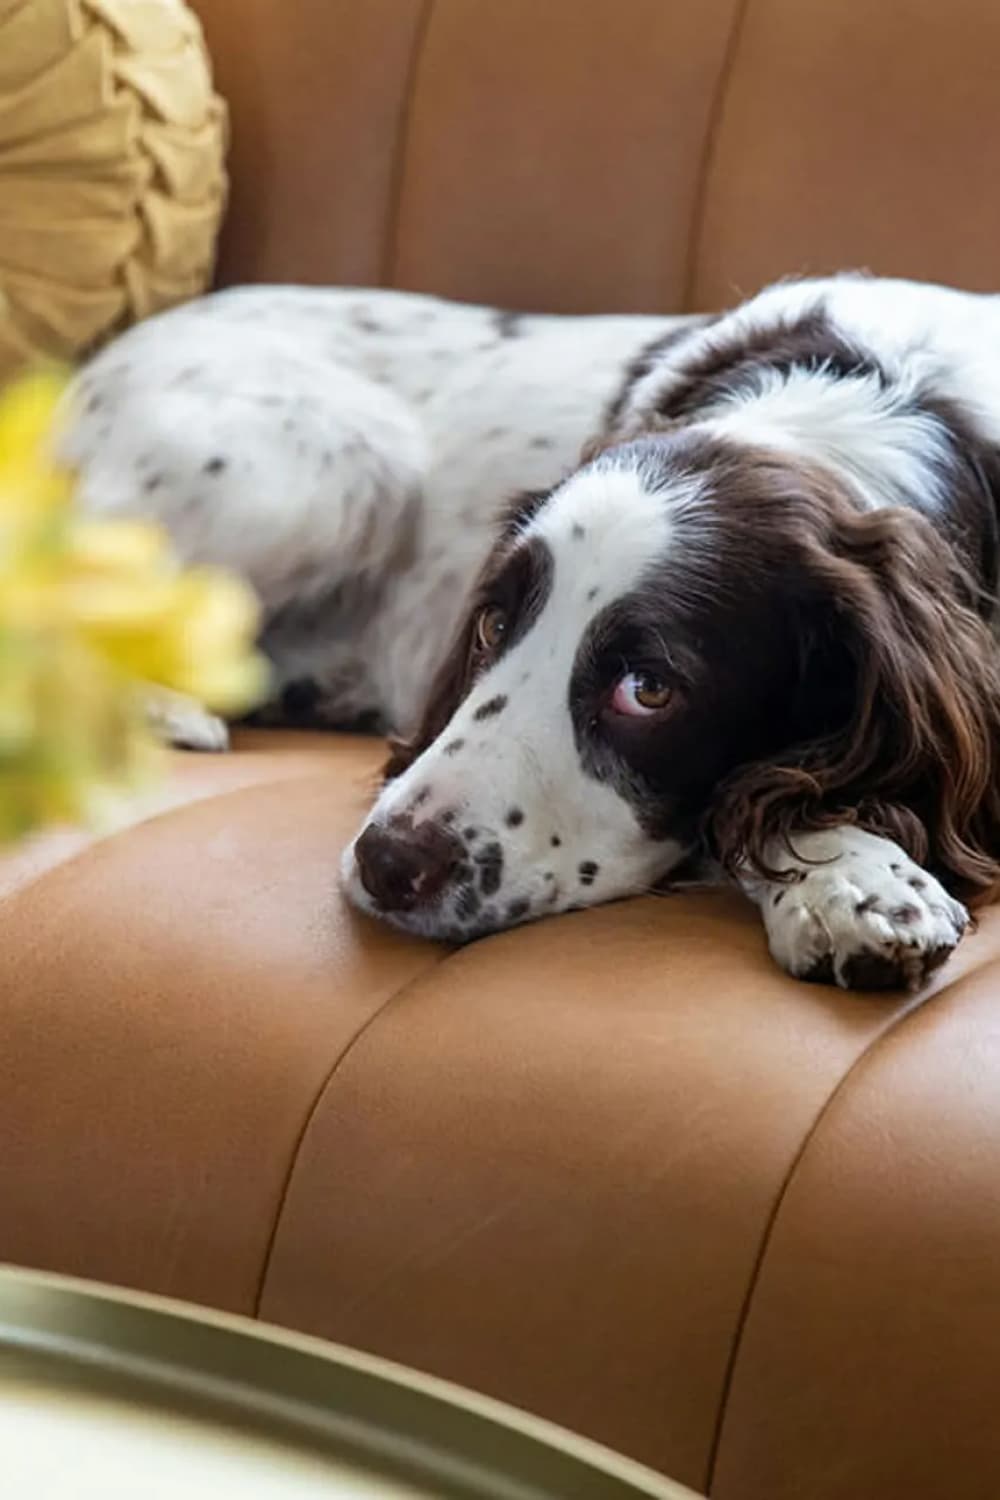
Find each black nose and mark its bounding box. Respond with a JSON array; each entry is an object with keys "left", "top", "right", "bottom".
[{"left": 354, "top": 819, "right": 464, "bottom": 913}]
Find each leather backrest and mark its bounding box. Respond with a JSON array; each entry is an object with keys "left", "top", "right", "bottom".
[{"left": 193, "top": 0, "right": 1000, "bottom": 311}]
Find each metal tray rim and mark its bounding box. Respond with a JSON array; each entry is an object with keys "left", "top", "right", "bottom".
[{"left": 0, "top": 1265, "right": 695, "bottom": 1500}]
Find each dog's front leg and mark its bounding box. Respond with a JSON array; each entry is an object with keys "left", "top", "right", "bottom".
[
  {"left": 737, "top": 825, "right": 969, "bottom": 991},
  {"left": 146, "top": 687, "right": 230, "bottom": 752}
]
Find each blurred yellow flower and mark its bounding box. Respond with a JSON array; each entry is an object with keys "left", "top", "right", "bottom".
[{"left": 0, "top": 369, "right": 269, "bottom": 843}]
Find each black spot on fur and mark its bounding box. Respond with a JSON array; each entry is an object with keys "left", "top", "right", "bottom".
[
  {"left": 571, "top": 523, "right": 585, "bottom": 540},
  {"left": 485, "top": 427, "right": 509, "bottom": 440},
  {"left": 441, "top": 809, "right": 456, "bottom": 824},
  {"left": 456, "top": 885, "right": 481, "bottom": 919},
  {"left": 475, "top": 841, "right": 504, "bottom": 895},
  {"left": 586, "top": 586, "right": 599, "bottom": 602},
  {"left": 353, "top": 311, "right": 382, "bottom": 334},
  {"left": 443, "top": 738, "right": 465, "bottom": 756},
  {"left": 463, "top": 827, "right": 478, "bottom": 841},
  {"left": 772, "top": 890, "right": 785, "bottom": 907},
  {"left": 550, "top": 834, "right": 562, "bottom": 848},
  {"left": 493, "top": 310, "right": 522, "bottom": 338},
  {"left": 411, "top": 788, "right": 430, "bottom": 810},
  {"left": 909, "top": 876, "right": 927, "bottom": 891},
  {"left": 506, "top": 899, "right": 530, "bottom": 921},
  {"left": 530, "top": 436, "right": 555, "bottom": 450},
  {"left": 143, "top": 474, "right": 163, "bottom": 493},
  {"left": 855, "top": 894, "right": 879, "bottom": 914},
  {"left": 204, "top": 456, "right": 227, "bottom": 475},
  {"left": 474, "top": 694, "right": 507, "bottom": 721},
  {"left": 86, "top": 394, "right": 103, "bottom": 414},
  {"left": 505, "top": 807, "right": 524, "bottom": 828},
  {"left": 579, "top": 860, "right": 599, "bottom": 886}
]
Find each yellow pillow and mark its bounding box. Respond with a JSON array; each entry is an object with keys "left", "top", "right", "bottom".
[{"left": 0, "top": 0, "right": 227, "bottom": 382}]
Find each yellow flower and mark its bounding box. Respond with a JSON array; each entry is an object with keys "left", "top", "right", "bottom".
[
  {"left": 0, "top": 369, "right": 73, "bottom": 521},
  {"left": 0, "top": 370, "right": 269, "bottom": 843}
]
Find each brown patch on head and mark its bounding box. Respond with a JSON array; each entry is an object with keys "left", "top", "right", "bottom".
[
  {"left": 383, "top": 528, "right": 553, "bottom": 781},
  {"left": 498, "top": 486, "right": 552, "bottom": 540},
  {"left": 603, "top": 316, "right": 716, "bottom": 430},
  {"left": 383, "top": 622, "right": 478, "bottom": 780},
  {"left": 648, "top": 303, "right": 890, "bottom": 426}
]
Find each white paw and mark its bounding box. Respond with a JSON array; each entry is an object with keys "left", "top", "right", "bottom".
[
  {"left": 764, "top": 833, "right": 968, "bottom": 992},
  {"left": 146, "top": 690, "right": 230, "bottom": 753}
]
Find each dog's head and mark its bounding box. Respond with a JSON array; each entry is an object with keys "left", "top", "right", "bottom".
[{"left": 342, "top": 430, "right": 1000, "bottom": 940}]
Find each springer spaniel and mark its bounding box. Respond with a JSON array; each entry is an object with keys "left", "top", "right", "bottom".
[{"left": 66, "top": 274, "right": 1000, "bottom": 990}]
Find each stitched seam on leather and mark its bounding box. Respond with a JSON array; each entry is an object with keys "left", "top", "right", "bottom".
[
  {"left": 682, "top": 0, "right": 751, "bottom": 312},
  {"left": 252, "top": 950, "right": 448, "bottom": 1317},
  {"left": 380, "top": 0, "right": 436, "bottom": 286},
  {"left": 703, "top": 987, "right": 955, "bottom": 1493}
]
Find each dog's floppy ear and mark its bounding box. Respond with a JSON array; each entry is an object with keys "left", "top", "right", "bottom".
[{"left": 710, "top": 484, "right": 1000, "bottom": 904}]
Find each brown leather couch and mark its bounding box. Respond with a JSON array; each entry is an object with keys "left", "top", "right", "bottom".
[{"left": 3, "top": 3, "right": 1000, "bottom": 1496}]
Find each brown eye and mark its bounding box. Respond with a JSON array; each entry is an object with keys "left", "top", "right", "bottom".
[
  {"left": 611, "top": 671, "right": 672, "bottom": 716},
  {"left": 475, "top": 605, "right": 508, "bottom": 652}
]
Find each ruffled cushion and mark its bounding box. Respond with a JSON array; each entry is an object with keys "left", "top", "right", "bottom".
[{"left": 0, "top": 0, "right": 227, "bottom": 380}]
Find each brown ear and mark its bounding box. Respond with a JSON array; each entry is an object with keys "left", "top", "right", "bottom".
[
  {"left": 579, "top": 414, "right": 684, "bottom": 466},
  {"left": 710, "top": 495, "right": 1000, "bottom": 905}
]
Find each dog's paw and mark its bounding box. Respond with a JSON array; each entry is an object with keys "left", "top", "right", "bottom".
[
  {"left": 764, "top": 840, "right": 968, "bottom": 992},
  {"left": 146, "top": 690, "right": 230, "bottom": 752}
]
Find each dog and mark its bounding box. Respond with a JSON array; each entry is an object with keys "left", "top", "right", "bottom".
[{"left": 65, "top": 274, "right": 1000, "bottom": 990}]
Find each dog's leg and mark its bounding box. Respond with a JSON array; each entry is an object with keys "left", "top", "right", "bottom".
[
  {"left": 145, "top": 688, "right": 230, "bottom": 753},
  {"left": 738, "top": 825, "right": 969, "bottom": 991},
  {"left": 62, "top": 310, "right": 429, "bottom": 748}
]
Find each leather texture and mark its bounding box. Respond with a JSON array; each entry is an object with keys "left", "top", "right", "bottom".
[
  {"left": 197, "top": 0, "right": 1000, "bottom": 311},
  {"left": 4, "top": 4, "right": 1000, "bottom": 1497}
]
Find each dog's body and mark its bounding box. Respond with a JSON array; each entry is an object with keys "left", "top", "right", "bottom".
[
  {"left": 67, "top": 274, "right": 1000, "bottom": 989},
  {"left": 66, "top": 287, "right": 687, "bottom": 737}
]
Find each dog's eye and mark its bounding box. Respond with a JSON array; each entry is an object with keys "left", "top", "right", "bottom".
[
  {"left": 610, "top": 670, "right": 672, "bottom": 717},
  {"left": 475, "top": 605, "right": 508, "bottom": 652}
]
